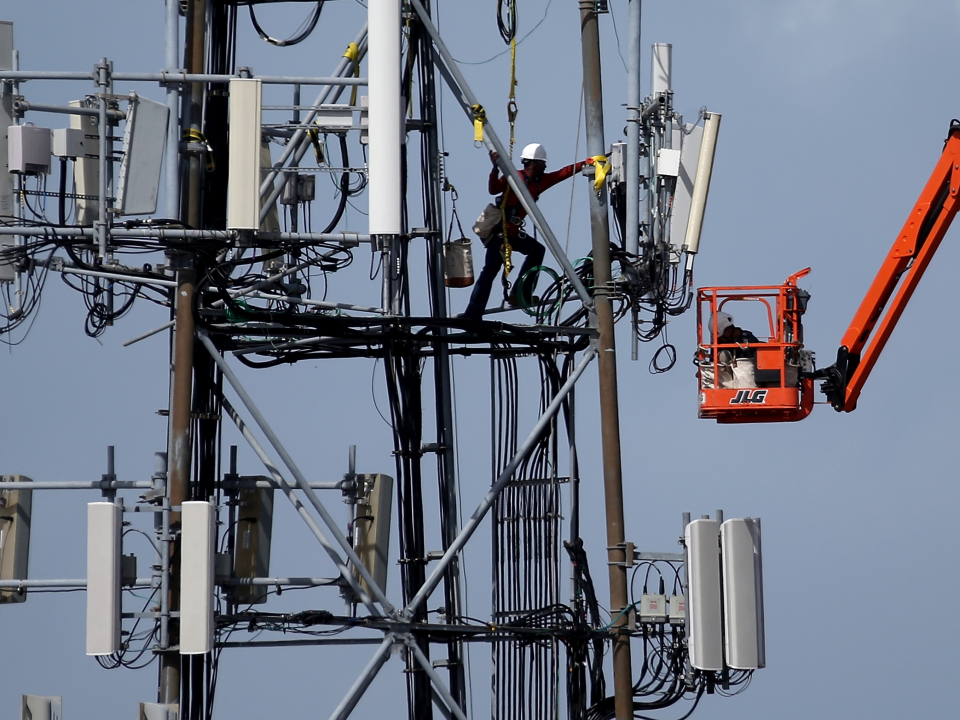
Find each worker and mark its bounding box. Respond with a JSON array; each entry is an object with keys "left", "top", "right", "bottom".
[
  {"left": 462, "top": 144, "right": 589, "bottom": 320},
  {"left": 714, "top": 311, "right": 760, "bottom": 357}
]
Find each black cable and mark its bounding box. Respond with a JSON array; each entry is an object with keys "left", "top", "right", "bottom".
[{"left": 248, "top": 2, "right": 324, "bottom": 47}]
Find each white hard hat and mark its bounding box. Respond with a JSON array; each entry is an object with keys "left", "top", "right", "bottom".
[
  {"left": 712, "top": 311, "right": 734, "bottom": 340},
  {"left": 520, "top": 143, "right": 547, "bottom": 163}
]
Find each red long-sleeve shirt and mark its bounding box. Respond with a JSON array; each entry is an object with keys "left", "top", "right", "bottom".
[{"left": 488, "top": 161, "right": 585, "bottom": 237}]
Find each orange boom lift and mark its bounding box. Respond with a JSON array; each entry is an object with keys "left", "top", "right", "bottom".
[{"left": 697, "top": 121, "right": 960, "bottom": 423}]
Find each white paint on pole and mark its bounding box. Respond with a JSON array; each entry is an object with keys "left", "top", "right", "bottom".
[{"left": 368, "top": 0, "right": 402, "bottom": 235}]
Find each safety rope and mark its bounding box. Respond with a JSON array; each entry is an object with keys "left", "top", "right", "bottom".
[
  {"left": 500, "top": 187, "right": 513, "bottom": 279},
  {"left": 507, "top": 37, "right": 518, "bottom": 158}
]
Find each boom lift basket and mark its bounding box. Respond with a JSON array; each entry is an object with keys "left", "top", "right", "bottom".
[{"left": 696, "top": 269, "right": 815, "bottom": 423}]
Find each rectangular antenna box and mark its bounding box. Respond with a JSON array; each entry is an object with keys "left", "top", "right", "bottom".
[
  {"left": 117, "top": 94, "right": 169, "bottom": 215},
  {"left": 351, "top": 473, "right": 393, "bottom": 602},
  {"left": 70, "top": 100, "right": 100, "bottom": 226},
  {"left": 0, "top": 475, "right": 32, "bottom": 603},
  {"left": 685, "top": 518, "right": 722, "bottom": 671},
  {"left": 639, "top": 593, "right": 667, "bottom": 623},
  {"left": 8, "top": 125, "right": 52, "bottom": 174},
  {"left": 226, "top": 78, "right": 262, "bottom": 230},
  {"left": 721, "top": 518, "right": 765, "bottom": 669},
  {"left": 86, "top": 501, "right": 121, "bottom": 655},
  {"left": 180, "top": 501, "right": 215, "bottom": 655},
  {"left": 52, "top": 128, "right": 86, "bottom": 158},
  {"left": 232, "top": 483, "right": 274, "bottom": 606},
  {"left": 21, "top": 695, "right": 62, "bottom": 720},
  {"left": 656, "top": 147, "right": 681, "bottom": 177},
  {"left": 314, "top": 104, "right": 353, "bottom": 130}
]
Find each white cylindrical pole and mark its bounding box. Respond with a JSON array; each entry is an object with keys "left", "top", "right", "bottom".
[
  {"left": 368, "top": 0, "right": 402, "bottom": 235},
  {"left": 651, "top": 43, "right": 672, "bottom": 96},
  {"left": 682, "top": 112, "right": 720, "bottom": 256}
]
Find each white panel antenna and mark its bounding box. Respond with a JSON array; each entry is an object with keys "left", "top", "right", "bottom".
[
  {"left": 86, "top": 502, "right": 121, "bottom": 655},
  {"left": 671, "top": 122, "right": 703, "bottom": 253},
  {"left": 180, "top": 501, "right": 215, "bottom": 655},
  {"left": 651, "top": 43, "right": 672, "bottom": 96},
  {"left": 21, "top": 695, "right": 62, "bottom": 720},
  {"left": 0, "top": 475, "right": 32, "bottom": 603},
  {"left": 721, "top": 518, "right": 765, "bottom": 669},
  {"left": 117, "top": 93, "right": 169, "bottom": 215},
  {"left": 70, "top": 100, "right": 100, "bottom": 227},
  {"left": 351, "top": 473, "right": 393, "bottom": 602},
  {"left": 685, "top": 518, "right": 722, "bottom": 671},
  {"left": 226, "top": 79, "right": 262, "bottom": 230},
  {"left": 681, "top": 112, "right": 721, "bottom": 257}
]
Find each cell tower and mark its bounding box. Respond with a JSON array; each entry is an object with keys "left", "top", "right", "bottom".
[{"left": 0, "top": 3, "right": 763, "bottom": 719}]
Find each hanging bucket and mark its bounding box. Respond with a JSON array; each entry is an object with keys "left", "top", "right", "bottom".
[{"left": 443, "top": 237, "right": 475, "bottom": 287}]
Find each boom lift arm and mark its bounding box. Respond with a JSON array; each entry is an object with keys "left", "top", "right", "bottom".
[{"left": 816, "top": 121, "right": 960, "bottom": 412}]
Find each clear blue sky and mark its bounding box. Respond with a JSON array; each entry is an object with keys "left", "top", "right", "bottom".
[{"left": 2, "top": 1, "right": 959, "bottom": 718}]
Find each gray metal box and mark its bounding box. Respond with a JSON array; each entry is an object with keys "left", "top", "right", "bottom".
[
  {"left": 8, "top": 124, "right": 51, "bottom": 174},
  {"left": 0, "top": 240, "right": 15, "bottom": 283},
  {"left": 52, "top": 127, "right": 87, "bottom": 158}
]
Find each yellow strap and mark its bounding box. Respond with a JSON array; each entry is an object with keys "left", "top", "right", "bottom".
[
  {"left": 307, "top": 128, "right": 324, "bottom": 164},
  {"left": 591, "top": 155, "right": 610, "bottom": 192},
  {"left": 507, "top": 36, "right": 518, "bottom": 157},
  {"left": 343, "top": 42, "right": 361, "bottom": 107},
  {"left": 471, "top": 104, "right": 486, "bottom": 144},
  {"left": 183, "top": 128, "right": 215, "bottom": 172}
]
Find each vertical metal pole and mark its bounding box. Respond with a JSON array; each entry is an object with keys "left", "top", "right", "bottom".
[
  {"left": 625, "top": 0, "right": 642, "bottom": 258},
  {"left": 160, "top": 268, "right": 195, "bottom": 705},
  {"left": 567, "top": 372, "right": 579, "bottom": 546},
  {"left": 164, "top": 0, "right": 180, "bottom": 220},
  {"left": 162, "top": 3, "right": 204, "bottom": 702},
  {"left": 96, "top": 58, "right": 109, "bottom": 259},
  {"left": 415, "top": 2, "right": 466, "bottom": 705},
  {"left": 578, "top": 4, "right": 634, "bottom": 720},
  {"left": 0, "top": 23, "right": 14, "bottom": 227},
  {"left": 626, "top": 0, "right": 642, "bottom": 361},
  {"left": 183, "top": 0, "right": 206, "bottom": 230}
]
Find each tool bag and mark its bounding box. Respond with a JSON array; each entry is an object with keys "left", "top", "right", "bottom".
[{"left": 472, "top": 203, "right": 502, "bottom": 247}]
